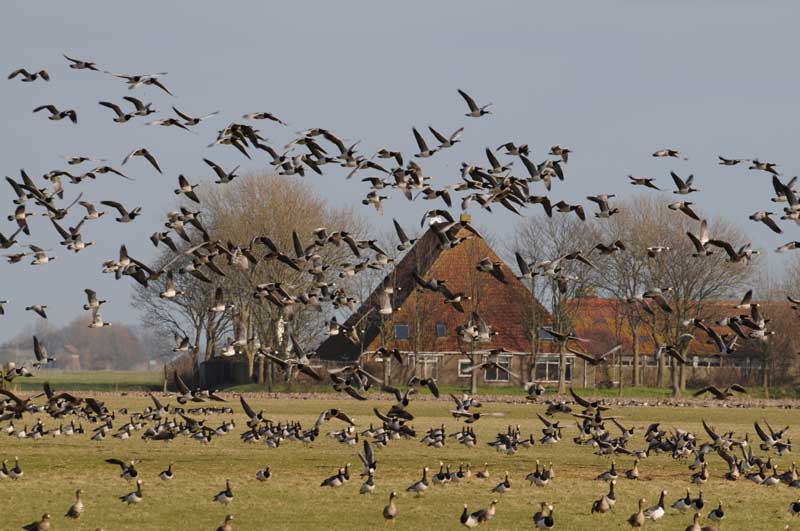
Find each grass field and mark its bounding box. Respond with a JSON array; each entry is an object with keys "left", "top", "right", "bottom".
[
  {"left": 10, "top": 370, "right": 164, "bottom": 392},
  {"left": 2, "top": 391, "right": 800, "bottom": 530}
]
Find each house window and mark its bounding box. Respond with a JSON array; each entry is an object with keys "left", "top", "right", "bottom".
[
  {"left": 535, "top": 355, "right": 573, "bottom": 382},
  {"left": 394, "top": 323, "right": 410, "bottom": 340},
  {"left": 485, "top": 355, "right": 512, "bottom": 382},
  {"left": 435, "top": 322, "right": 447, "bottom": 338},
  {"left": 458, "top": 359, "right": 473, "bottom": 378},
  {"left": 539, "top": 326, "right": 556, "bottom": 341}
]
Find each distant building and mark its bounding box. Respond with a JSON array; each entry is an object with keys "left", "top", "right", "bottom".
[{"left": 317, "top": 218, "right": 556, "bottom": 386}]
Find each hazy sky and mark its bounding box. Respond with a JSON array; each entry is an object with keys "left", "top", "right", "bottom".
[{"left": 2, "top": 1, "right": 799, "bottom": 343}]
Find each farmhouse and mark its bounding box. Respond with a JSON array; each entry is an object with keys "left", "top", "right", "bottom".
[{"left": 316, "top": 216, "right": 566, "bottom": 386}]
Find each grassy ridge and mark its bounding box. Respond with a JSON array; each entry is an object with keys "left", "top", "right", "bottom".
[{"left": 0, "top": 394, "right": 798, "bottom": 530}]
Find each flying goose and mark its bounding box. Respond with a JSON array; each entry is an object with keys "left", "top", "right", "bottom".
[
  {"left": 33, "top": 104, "right": 77, "bottom": 123},
  {"left": 172, "top": 106, "right": 219, "bottom": 126},
  {"left": 749, "top": 159, "right": 779, "bottom": 175},
  {"left": 652, "top": 148, "right": 685, "bottom": 158},
  {"left": 9, "top": 68, "right": 50, "bottom": 82},
  {"left": 83, "top": 289, "right": 106, "bottom": 311},
  {"left": 243, "top": 111, "right": 286, "bottom": 124},
  {"left": 65, "top": 489, "right": 83, "bottom": 519},
  {"left": 569, "top": 345, "right": 622, "bottom": 366},
  {"left": 175, "top": 175, "right": 201, "bottom": 203},
  {"left": 106, "top": 458, "right": 138, "bottom": 480},
  {"left": 429, "top": 126, "right": 463, "bottom": 149},
  {"left": 749, "top": 211, "right": 782, "bottom": 234},
  {"left": 458, "top": 89, "right": 492, "bottom": 117},
  {"left": 79, "top": 201, "right": 105, "bottom": 220},
  {"left": 412, "top": 127, "right": 438, "bottom": 158},
  {"left": 718, "top": 156, "right": 746, "bottom": 165},
  {"left": 213, "top": 480, "right": 234, "bottom": 503},
  {"left": 122, "top": 148, "right": 162, "bottom": 173},
  {"left": 694, "top": 384, "right": 746, "bottom": 400},
  {"left": 32, "top": 335, "right": 55, "bottom": 367},
  {"left": 88, "top": 310, "right": 111, "bottom": 328},
  {"left": 26, "top": 305, "right": 48, "bottom": 319},
  {"left": 63, "top": 53, "right": 99, "bottom": 70},
  {"left": 122, "top": 96, "right": 157, "bottom": 116},
  {"left": 668, "top": 201, "right": 700, "bottom": 220},
  {"left": 100, "top": 200, "right": 141, "bottom": 222},
  {"left": 204, "top": 158, "right": 239, "bottom": 184},
  {"left": 120, "top": 480, "right": 143, "bottom": 504},
  {"left": 671, "top": 171, "right": 699, "bottom": 194},
  {"left": 628, "top": 175, "right": 660, "bottom": 189},
  {"left": 146, "top": 117, "right": 190, "bottom": 130},
  {"left": 29, "top": 245, "right": 56, "bottom": 266},
  {"left": 98, "top": 101, "right": 135, "bottom": 122}
]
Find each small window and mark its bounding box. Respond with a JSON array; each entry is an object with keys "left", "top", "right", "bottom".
[
  {"left": 435, "top": 322, "right": 447, "bottom": 338},
  {"left": 539, "top": 326, "right": 556, "bottom": 341},
  {"left": 394, "top": 323, "right": 410, "bottom": 340},
  {"left": 458, "top": 359, "right": 473, "bottom": 378},
  {"left": 485, "top": 355, "right": 512, "bottom": 382}
]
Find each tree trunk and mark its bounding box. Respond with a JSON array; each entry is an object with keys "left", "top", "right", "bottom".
[
  {"left": 657, "top": 350, "right": 665, "bottom": 388},
  {"left": 557, "top": 341, "right": 567, "bottom": 394},
  {"left": 762, "top": 350, "right": 770, "bottom": 399},
  {"left": 632, "top": 332, "right": 640, "bottom": 387},
  {"left": 671, "top": 360, "right": 681, "bottom": 397},
  {"left": 383, "top": 356, "right": 392, "bottom": 386}
]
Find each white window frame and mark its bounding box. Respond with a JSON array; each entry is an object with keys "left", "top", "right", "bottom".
[
  {"left": 535, "top": 355, "right": 573, "bottom": 383},
  {"left": 458, "top": 359, "right": 473, "bottom": 378},
  {"left": 484, "top": 354, "right": 512, "bottom": 382}
]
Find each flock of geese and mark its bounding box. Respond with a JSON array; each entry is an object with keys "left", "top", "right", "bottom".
[{"left": 2, "top": 50, "right": 800, "bottom": 530}]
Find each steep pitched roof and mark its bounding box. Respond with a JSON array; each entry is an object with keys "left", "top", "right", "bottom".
[{"left": 317, "top": 225, "right": 552, "bottom": 361}]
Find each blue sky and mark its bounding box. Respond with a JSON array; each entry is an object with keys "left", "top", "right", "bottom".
[{"left": 1, "top": 1, "right": 799, "bottom": 342}]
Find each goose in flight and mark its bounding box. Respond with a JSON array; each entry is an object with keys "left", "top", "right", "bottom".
[
  {"left": 122, "top": 147, "right": 162, "bottom": 173},
  {"left": 412, "top": 127, "right": 438, "bottom": 158},
  {"left": 8, "top": 68, "right": 50, "bottom": 82},
  {"left": 587, "top": 194, "right": 619, "bottom": 218},
  {"left": 686, "top": 220, "right": 714, "bottom": 258},
  {"left": 63, "top": 53, "right": 99, "bottom": 70},
  {"left": 175, "top": 175, "right": 201, "bottom": 203},
  {"left": 29, "top": 245, "right": 56, "bottom": 266},
  {"left": 32, "top": 335, "right": 55, "bottom": 367},
  {"left": 749, "top": 159, "right": 779, "bottom": 175},
  {"left": 111, "top": 71, "right": 172, "bottom": 94},
  {"left": 79, "top": 201, "right": 105, "bottom": 220},
  {"left": 122, "top": 96, "right": 157, "bottom": 116},
  {"left": 549, "top": 145, "right": 572, "bottom": 163},
  {"left": 628, "top": 175, "right": 660, "bottom": 190},
  {"left": 668, "top": 201, "right": 700, "bottom": 221},
  {"left": 26, "top": 304, "right": 48, "bottom": 319},
  {"left": 392, "top": 219, "right": 416, "bottom": 251},
  {"left": 33, "top": 105, "right": 77, "bottom": 124},
  {"left": 749, "top": 211, "right": 782, "bottom": 234},
  {"left": 98, "top": 101, "right": 135, "bottom": 123},
  {"left": 718, "top": 156, "right": 746, "bottom": 166},
  {"left": 100, "top": 200, "right": 142, "bottom": 223},
  {"left": 172, "top": 106, "right": 219, "bottom": 126},
  {"left": 146, "top": 117, "right": 191, "bottom": 131},
  {"left": 458, "top": 89, "right": 492, "bottom": 117},
  {"left": 652, "top": 148, "right": 686, "bottom": 159},
  {"left": 88, "top": 309, "right": 111, "bottom": 328},
  {"left": 428, "top": 126, "right": 463, "bottom": 149},
  {"left": 242, "top": 111, "right": 286, "bottom": 124},
  {"left": 204, "top": 158, "right": 239, "bottom": 183},
  {"left": 671, "top": 172, "right": 699, "bottom": 194}
]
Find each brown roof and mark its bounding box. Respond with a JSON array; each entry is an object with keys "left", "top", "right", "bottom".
[
  {"left": 317, "top": 225, "right": 552, "bottom": 361},
  {"left": 567, "top": 297, "right": 769, "bottom": 358}
]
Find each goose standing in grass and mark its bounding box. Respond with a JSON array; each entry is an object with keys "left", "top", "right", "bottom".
[
  {"left": 625, "top": 459, "right": 640, "bottom": 480},
  {"left": 360, "top": 471, "right": 375, "bottom": 494},
  {"left": 460, "top": 504, "right": 480, "bottom": 528},
  {"left": 22, "top": 513, "right": 50, "bottom": 531},
  {"left": 790, "top": 499, "right": 800, "bottom": 516},
  {"left": 9, "top": 456, "right": 23, "bottom": 479},
  {"left": 383, "top": 491, "right": 398, "bottom": 525},
  {"left": 644, "top": 490, "right": 667, "bottom": 521},
  {"left": 65, "top": 489, "right": 84, "bottom": 519},
  {"left": 213, "top": 480, "right": 233, "bottom": 504},
  {"left": 491, "top": 471, "right": 511, "bottom": 493},
  {"left": 628, "top": 498, "right": 646, "bottom": 529},
  {"left": 255, "top": 465, "right": 271, "bottom": 482},
  {"left": 591, "top": 480, "right": 616, "bottom": 514},
  {"left": 533, "top": 503, "right": 554, "bottom": 529},
  {"left": 708, "top": 501, "right": 724, "bottom": 523},
  {"left": 684, "top": 512, "right": 702, "bottom": 531},
  {"left": 476, "top": 463, "right": 490, "bottom": 479},
  {"left": 120, "top": 480, "right": 143, "bottom": 505},
  {"left": 159, "top": 463, "right": 174, "bottom": 481},
  {"left": 406, "top": 467, "right": 429, "bottom": 495},
  {"left": 596, "top": 460, "right": 618, "bottom": 481},
  {"left": 216, "top": 514, "right": 234, "bottom": 531}
]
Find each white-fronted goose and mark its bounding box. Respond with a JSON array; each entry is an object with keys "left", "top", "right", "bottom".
[
  {"left": 65, "top": 489, "right": 83, "bottom": 519},
  {"left": 383, "top": 491, "right": 398, "bottom": 523},
  {"left": 22, "top": 513, "right": 50, "bottom": 531},
  {"left": 216, "top": 515, "right": 234, "bottom": 531}
]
